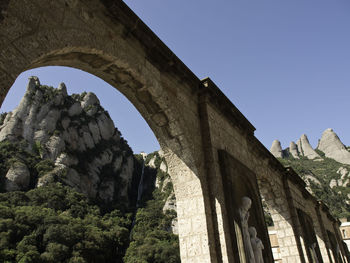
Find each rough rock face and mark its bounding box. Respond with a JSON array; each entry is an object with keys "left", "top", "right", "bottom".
[
  {"left": 296, "top": 134, "right": 321, "bottom": 160},
  {"left": 317, "top": 128, "right": 350, "bottom": 165},
  {"left": 5, "top": 162, "right": 30, "bottom": 191},
  {"left": 289, "top": 141, "right": 299, "bottom": 159},
  {"left": 335, "top": 167, "right": 350, "bottom": 187},
  {"left": 143, "top": 151, "right": 178, "bottom": 235},
  {"left": 270, "top": 129, "right": 350, "bottom": 165},
  {"left": 0, "top": 77, "right": 136, "bottom": 205},
  {"left": 270, "top": 140, "right": 283, "bottom": 158}
]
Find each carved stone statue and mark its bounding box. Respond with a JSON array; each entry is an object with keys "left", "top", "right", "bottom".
[
  {"left": 249, "top": 226, "right": 264, "bottom": 263},
  {"left": 238, "top": 196, "right": 256, "bottom": 263},
  {"left": 310, "top": 243, "right": 319, "bottom": 263}
]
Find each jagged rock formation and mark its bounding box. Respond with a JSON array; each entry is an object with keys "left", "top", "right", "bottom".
[
  {"left": 273, "top": 129, "right": 350, "bottom": 219},
  {"left": 271, "top": 134, "right": 321, "bottom": 160},
  {"left": 270, "top": 140, "right": 283, "bottom": 158},
  {"left": 270, "top": 129, "right": 350, "bottom": 165},
  {"left": 296, "top": 134, "right": 321, "bottom": 160},
  {"left": 140, "top": 151, "right": 178, "bottom": 234},
  {"left": 0, "top": 77, "right": 136, "bottom": 206},
  {"left": 317, "top": 128, "right": 350, "bottom": 165},
  {"left": 289, "top": 141, "right": 299, "bottom": 159},
  {"left": 329, "top": 167, "right": 350, "bottom": 188},
  {"left": 5, "top": 161, "right": 30, "bottom": 191},
  {"left": 0, "top": 77, "right": 180, "bottom": 262}
]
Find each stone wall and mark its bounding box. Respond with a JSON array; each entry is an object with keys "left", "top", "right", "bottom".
[
  {"left": 0, "top": 1, "right": 348, "bottom": 262},
  {"left": 340, "top": 221, "right": 350, "bottom": 261},
  {"left": 0, "top": 1, "right": 216, "bottom": 262}
]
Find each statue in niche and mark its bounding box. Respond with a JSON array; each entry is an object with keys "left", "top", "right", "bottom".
[
  {"left": 310, "top": 243, "right": 319, "bottom": 263},
  {"left": 249, "top": 226, "right": 264, "bottom": 263},
  {"left": 238, "top": 196, "right": 256, "bottom": 263}
]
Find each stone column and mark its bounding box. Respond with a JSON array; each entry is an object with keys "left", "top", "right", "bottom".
[
  {"left": 315, "top": 202, "right": 334, "bottom": 263},
  {"left": 166, "top": 150, "right": 219, "bottom": 263},
  {"left": 197, "top": 88, "right": 228, "bottom": 262},
  {"left": 282, "top": 172, "right": 307, "bottom": 263},
  {"left": 332, "top": 221, "right": 348, "bottom": 263}
]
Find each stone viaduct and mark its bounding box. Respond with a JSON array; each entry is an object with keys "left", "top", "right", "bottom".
[{"left": 0, "top": 0, "right": 348, "bottom": 262}]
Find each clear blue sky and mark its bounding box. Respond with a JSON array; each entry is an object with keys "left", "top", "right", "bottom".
[{"left": 1, "top": 0, "right": 350, "bottom": 153}]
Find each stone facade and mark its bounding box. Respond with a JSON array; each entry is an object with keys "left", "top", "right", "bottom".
[
  {"left": 0, "top": 1, "right": 348, "bottom": 262},
  {"left": 340, "top": 220, "right": 350, "bottom": 260}
]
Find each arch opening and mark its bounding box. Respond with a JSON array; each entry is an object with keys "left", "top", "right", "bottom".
[
  {"left": 0, "top": 65, "right": 186, "bottom": 262},
  {"left": 0, "top": 1, "right": 227, "bottom": 261}
]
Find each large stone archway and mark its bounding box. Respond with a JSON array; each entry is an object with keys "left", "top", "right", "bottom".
[
  {"left": 0, "top": 1, "right": 219, "bottom": 262},
  {"left": 1, "top": 1, "right": 348, "bottom": 262}
]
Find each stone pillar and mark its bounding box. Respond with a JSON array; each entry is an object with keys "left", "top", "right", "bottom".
[
  {"left": 197, "top": 89, "right": 228, "bottom": 262},
  {"left": 282, "top": 173, "right": 307, "bottom": 263},
  {"left": 258, "top": 178, "right": 298, "bottom": 262},
  {"left": 332, "top": 221, "right": 349, "bottom": 263},
  {"left": 315, "top": 202, "right": 334, "bottom": 263},
  {"left": 166, "top": 151, "right": 219, "bottom": 263}
]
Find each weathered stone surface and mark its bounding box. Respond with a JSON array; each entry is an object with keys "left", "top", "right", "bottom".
[
  {"left": 5, "top": 161, "right": 30, "bottom": 191},
  {"left": 98, "top": 179, "right": 115, "bottom": 202},
  {"left": 317, "top": 128, "right": 350, "bottom": 165},
  {"left": 39, "top": 109, "right": 60, "bottom": 134},
  {"left": 61, "top": 117, "right": 71, "bottom": 130},
  {"left": 63, "top": 127, "right": 79, "bottom": 150},
  {"left": 336, "top": 167, "right": 349, "bottom": 187},
  {"left": 1, "top": 78, "right": 138, "bottom": 211},
  {"left": 68, "top": 102, "right": 83, "bottom": 116},
  {"left": 337, "top": 167, "right": 349, "bottom": 178},
  {"left": 58, "top": 82, "right": 68, "bottom": 97},
  {"left": 160, "top": 160, "right": 167, "bottom": 173},
  {"left": 147, "top": 155, "right": 157, "bottom": 168},
  {"left": 37, "top": 173, "right": 55, "bottom": 187},
  {"left": 289, "top": 141, "right": 299, "bottom": 159},
  {"left": 329, "top": 179, "right": 337, "bottom": 188},
  {"left": 0, "top": 77, "right": 39, "bottom": 141},
  {"left": 63, "top": 168, "right": 81, "bottom": 188},
  {"left": 88, "top": 120, "right": 101, "bottom": 144},
  {"left": 0, "top": 1, "right": 345, "bottom": 261},
  {"left": 119, "top": 156, "right": 134, "bottom": 182},
  {"left": 304, "top": 174, "right": 321, "bottom": 186},
  {"left": 270, "top": 140, "right": 283, "bottom": 158},
  {"left": 296, "top": 134, "right": 321, "bottom": 160},
  {"left": 55, "top": 153, "right": 78, "bottom": 167},
  {"left": 97, "top": 113, "right": 115, "bottom": 140},
  {"left": 45, "top": 135, "right": 65, "bottom": 160},
  {"left": 81, "top": 92, "right": 100, "bottom": 109},
  {"left": 113, "top": 155, "right": 123, "bottom": 172}
]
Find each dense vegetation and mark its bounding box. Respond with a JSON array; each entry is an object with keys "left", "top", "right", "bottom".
[
  {"left": 0, "top": 112, "right": 7, "bottom": 126},
  {"left": 278, "top": 151, "right": 350, "bottom": 219},
  {"left": 0, "top": 84, "right": 180, "bottom": 262},
  {"left": 124, "top": 152, "right": 180, "bottom": 263},
  {"left": 0, "top": 138, "right": 180, "bottom": 262},
  {"left": 0, "top": 183, "right": 131, "bottom": 263}
]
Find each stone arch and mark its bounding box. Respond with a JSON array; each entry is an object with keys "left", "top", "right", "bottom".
[
  {"left": 257, "top": 171, "right": 303, "bottom": 262},
  {"left": 0, "top": 0, "right": 201, "bottom": 189},
  {"left": 28, "top": 48, "right": 183, "bottom": 156},
  {"left": 0, "top": 1, "right": 216, "bottom": 262}
]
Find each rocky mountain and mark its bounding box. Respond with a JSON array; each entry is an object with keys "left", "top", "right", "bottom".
[
  {"left": 318, "top": 128, "right": 350, "bottom": 165},
  {"left": 270, "top": 130, "right": 350, "bottom": 219},
  {"left": 0, "top": 76, "right": 137, "bottom": 209},
  {"left": 0, "top": 77, "right": 180, "bottom": 262},
  {"left": 270, "top": 129, "right": 350, "bottom": 164},
  {"left": 270, "top": 140, "right": 283, "bottom": 158},
  {"left": 270, "top": 134, "right": 321, "bottom": 160}
]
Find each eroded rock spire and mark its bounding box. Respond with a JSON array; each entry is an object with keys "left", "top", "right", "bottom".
[
  {"left": 296, "top": 134, "right": 321, "bottom": 160},
  {"left": 317, "top": 128, "right": 350, "bottom": 165},
  {"left": 270, "top": 139, "right": 283, "bottom": 158}
]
